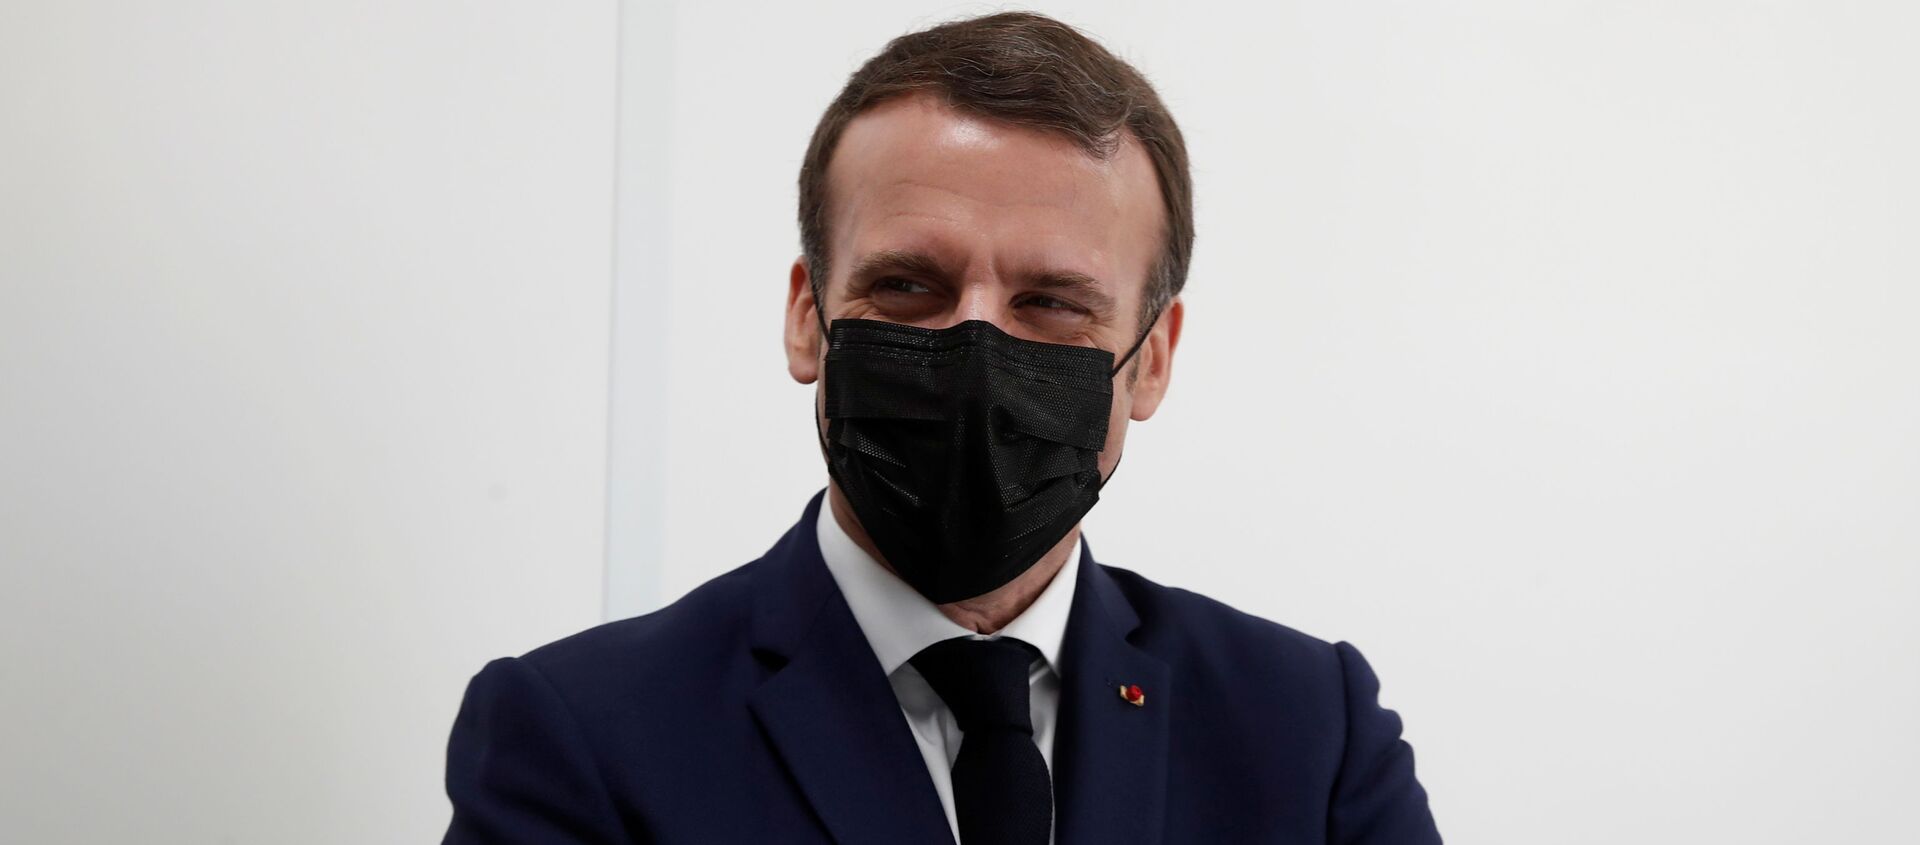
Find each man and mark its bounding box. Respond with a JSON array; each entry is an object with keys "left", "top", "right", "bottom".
[{"left": 443, "top": 12, "right": 1440, "bottom": 844}]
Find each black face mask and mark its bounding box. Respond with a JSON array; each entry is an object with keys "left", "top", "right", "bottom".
[{"left": 815, "top": 314, "right": 1153, "bottom": 604}]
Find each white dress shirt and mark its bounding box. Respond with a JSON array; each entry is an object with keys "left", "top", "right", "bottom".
[{"left": 815, "top": 499, "right": 1079, "bottom": 845}]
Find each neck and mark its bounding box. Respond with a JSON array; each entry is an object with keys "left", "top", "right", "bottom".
[{"left": 826, "top": 483, "right": 1078, "bottom": 634}]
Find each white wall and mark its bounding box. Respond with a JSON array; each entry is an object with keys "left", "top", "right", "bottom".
[
  {"left": 0, "top": 2, "right": 617, "bottom": 842},
  {"left": 617, "top": 2, "right": 1919, "bottom": 843}
]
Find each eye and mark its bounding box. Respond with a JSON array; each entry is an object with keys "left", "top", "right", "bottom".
[
  {"left": 1020, "top": 294, "right": 1084, "bottom": 312},
  {"left": 875, "top": 277, "right": 932, "bottom": 294}
]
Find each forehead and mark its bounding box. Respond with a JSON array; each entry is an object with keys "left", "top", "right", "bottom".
[{"left": 823, "top": 93, "right": 1164, "bottom": 298}]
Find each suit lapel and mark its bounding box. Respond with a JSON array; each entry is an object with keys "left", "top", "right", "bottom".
[
  {"left": 748, "top": 492, "right": 955, "bottom": 845},
  {"left": 1052, "top": 539, "right": 1173, "bottom": 845}
]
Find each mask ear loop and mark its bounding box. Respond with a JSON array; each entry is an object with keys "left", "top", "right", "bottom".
[
  {"left": 1094, "top": 354, "right": 1136, "bottom": 489},
  {"left": 1098, "top": 304, "right": 1165, "bottom": 488},
  {"left": 809, "top": 278, "right": 832, "bottom": 340},
  {"left": 810, "top": 284, "right": 835, "bottom": 463},
  {"left": 1108, "top": 317, "right": 1157, "bottom": 378}
]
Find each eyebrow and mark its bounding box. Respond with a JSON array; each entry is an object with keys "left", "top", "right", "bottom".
[
  {"left": 848, "top": 248, "right": 1118, "bottom": 315},
  {"left": 849, "top": 248, "right": 948, "bottom": 281}
]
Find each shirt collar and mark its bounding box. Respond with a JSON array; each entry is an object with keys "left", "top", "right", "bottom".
[{"left": 815, "top": 495, "right": 1080, "bottom": 677}]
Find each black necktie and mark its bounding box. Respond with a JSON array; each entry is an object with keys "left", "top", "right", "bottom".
[{"left": 910, "top": 636, "right": 1052, "bottom": 845}]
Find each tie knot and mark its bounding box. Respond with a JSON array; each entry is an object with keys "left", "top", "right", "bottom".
[{"left": 909, "top": 636, "right": 1039, "bottom": 734}]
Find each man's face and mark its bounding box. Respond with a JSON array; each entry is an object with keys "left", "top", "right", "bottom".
[{"left": 785, "top": 91, "right": 1183, "bottom": 480}]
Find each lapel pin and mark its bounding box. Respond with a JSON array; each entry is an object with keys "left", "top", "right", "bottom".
[{"left": 1118, "top": 683, "right": 1146, "bottom": 707}]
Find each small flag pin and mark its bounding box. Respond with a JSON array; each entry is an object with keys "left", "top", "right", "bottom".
[{"left": 1118, "top": 683, "right": 1146, "bottom": 707}]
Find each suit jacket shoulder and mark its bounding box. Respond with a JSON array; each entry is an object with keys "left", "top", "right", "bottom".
[
  {"left": 1093, "top": 560, "right": 1440, "bottom": 844},
  {"left": 1102, "top": 561, "right": 1345, "bottom": 680},
  {"left": 516, "top": 557, "right": 765, "bottom": 706}
]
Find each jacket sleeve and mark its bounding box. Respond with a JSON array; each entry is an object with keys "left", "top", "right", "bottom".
[
  {"left": 442, "top": 656, "right": 631, "bottom": 844},
  {"left": 1328, "top": 642, "right": 1442, "bottom": 844}
]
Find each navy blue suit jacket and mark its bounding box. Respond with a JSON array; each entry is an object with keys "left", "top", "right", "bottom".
[{"left": 443, "top": 492, "right": 1441, "bottom": 843}]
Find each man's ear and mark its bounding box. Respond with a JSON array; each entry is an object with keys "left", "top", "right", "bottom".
[
  {"left": 1127, "top": 297, "right": 1184, "bottom": 421},
  {"left": 785, "top": 257, "right": 823, "bottom": 384}
]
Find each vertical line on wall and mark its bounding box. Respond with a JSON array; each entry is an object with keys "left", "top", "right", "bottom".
[{"left": 604, "top": 0, "right": 676, "bottom": 621}]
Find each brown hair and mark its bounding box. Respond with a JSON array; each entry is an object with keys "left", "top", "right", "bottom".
[{"left": 797, "top": 11, "right": 1193, "bottom": 334}]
